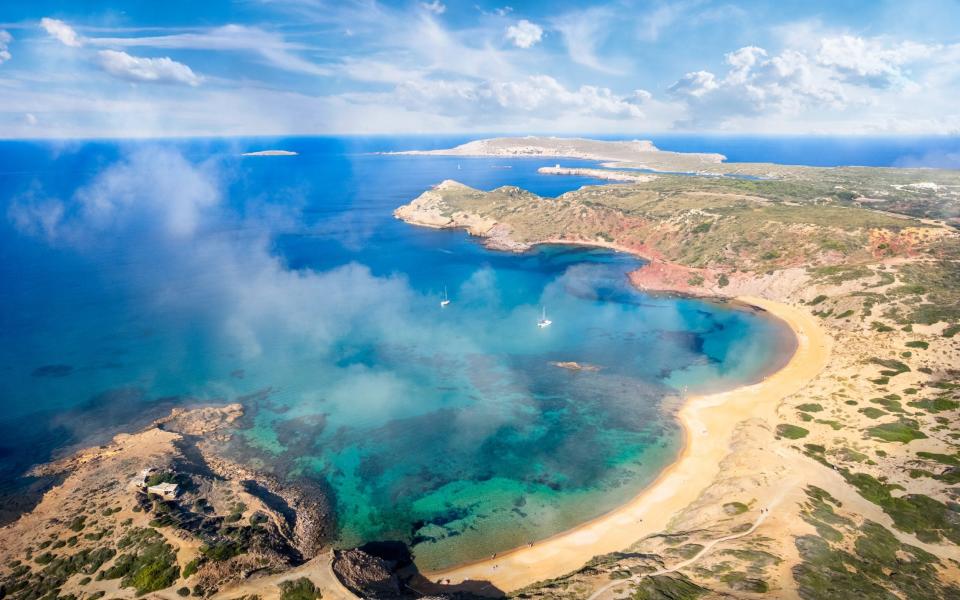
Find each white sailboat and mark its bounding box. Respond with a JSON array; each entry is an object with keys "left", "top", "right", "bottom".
[
  {"left": 440, "top": 286, "right": 451, "bottom": 307},
  {"left": 537, "top": 306, "right": 552, "bottom": 328}
]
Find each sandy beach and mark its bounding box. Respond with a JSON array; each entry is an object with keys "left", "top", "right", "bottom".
[{"left": 421, "top": 295, "right": 831, "bottom": 592}]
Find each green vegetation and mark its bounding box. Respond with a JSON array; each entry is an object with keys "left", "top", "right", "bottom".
[
  {"left": 145, "top": 472, "right": 176, "bottom": 487},
  {"left": 224, "top": 501, "right": 247, "bottom": 524},
  {"left": 722, "top": 502, "right": 749, "bottom": 516},
  {"left": 868, "top": 358, "right": 910, "bottom": 377},
  {"left": 776, "top": 424, "right": 809, "bottom": 439},
  {"left": 830, "top": 447, "right": 868, "bottom": 463},
  {"left": 691, "top": 221, "right": 712, "bottom": 234},
  {"left": 793, "top": 486, "right": 959, "bottom": 599},
  {"left": 199, "top": 540, "right": 245, "bottom": 562},
  {"left": 867, "top": 419, "right": 927, "bottom": 443},
  {"left": 669, "top": 544, "right": 704, "bottom": 559},
  {"left": 809, "top": 295, "right": 827, "bottom": 306},
  {"left": 905, "top": 340, "right": 928, "bottom": 349},
  {"left": 811, "top": 265, "right": 874, "bottom": 285},
  {"left": 1, "top": 547, "right": 116, "bottom": 600},
  {"left": 720, "top": 572, "right": 768, "bottom": 593},
  {"left": 915, "top": 452, "right": 960, "bottom": 467},
  {"left": 630, "top": 574, "right": 706, "bottom": 600},
  {"left": 858, "top": 407, "right": 886, "bottom": 419},
  {"left": 796, "top": 403, "right": 824, "bottom": 413},
  {"left": 182, "top": 559, "right": 199, "bottom": 579},
  {"left": 278, "top": 578, "right": 321, "bottom": 600},
  {"left": 843, "top": 471, "right": 960, "bottom": 544},
  {"left": 869, "top": 394, "right": 904, "bottom": 413},
  {"left": 908, "top": 397, "right": 960, "bottom": 413},
  {"left": 100, "top": 528, "right": 179, "bottom": 595},
  {"left": 68, "top": 516, "right": 87, "bottom": 532}
]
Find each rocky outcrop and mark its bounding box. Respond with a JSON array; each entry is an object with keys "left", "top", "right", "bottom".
[
  {"left": 538, "top": 165, "right": 656, "bottom": 182},
  {"left": 156, "top": 403, "right": 244, "bottom": 439},
  {"left": 198, "top": 452, "right": 334, "bottom": 560},
  {"left": 333, "top": 548, "right": 405, "bottom": 599}
]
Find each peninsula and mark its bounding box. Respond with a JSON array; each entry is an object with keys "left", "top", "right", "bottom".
[{"left": 392, "top": 137, "right": 960, "bottom": 598}]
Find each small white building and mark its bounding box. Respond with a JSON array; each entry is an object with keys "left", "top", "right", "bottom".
[
  {"left": 147, "top": 482, "right": 179, "bottom": 500},
  {"left": 128, "top": 467, "right": 159, "bottom": 491}
]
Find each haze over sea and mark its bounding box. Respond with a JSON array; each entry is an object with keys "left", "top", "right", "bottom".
[{"left": 1, "top": 135, "right": 956, "bottom": 567}]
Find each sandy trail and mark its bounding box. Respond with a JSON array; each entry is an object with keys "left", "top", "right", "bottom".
[
  {"left": 585, "top": 481, "right": 797, "bottom": 600},
  {"left": 210, "top": 551, "right": 357, "bottom": 600},
  {"left": 421, "top": 296, "right": 830, "bottom": 592}
]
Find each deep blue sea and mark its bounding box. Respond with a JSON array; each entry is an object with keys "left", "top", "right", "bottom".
[{"left": 1, "top": 134, "right": 952, "bottom": 567}]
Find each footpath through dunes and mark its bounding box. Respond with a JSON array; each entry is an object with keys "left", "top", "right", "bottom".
[{"left": 419, "top": 296, "right": 830, "bottom": 592}]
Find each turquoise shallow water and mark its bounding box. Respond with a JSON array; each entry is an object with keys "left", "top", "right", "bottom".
[{"left": 0, "top": 136, "right": 795, "bottom": 566}]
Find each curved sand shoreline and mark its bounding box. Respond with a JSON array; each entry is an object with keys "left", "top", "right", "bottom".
[{"left": 421, "top": 295, "right": 830, "bottom": 592}]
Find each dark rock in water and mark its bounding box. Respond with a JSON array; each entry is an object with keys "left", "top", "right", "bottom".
[
  {"left": 334, "top": 542, "right": 502, "bottom": 600},
  {"left": 31, "top": 364, "right": 73, "bottom": 377},
  {"left": 333, "top": 547, "right": 404, "bottom": 599}
]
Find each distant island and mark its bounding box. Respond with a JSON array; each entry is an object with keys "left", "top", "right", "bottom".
[{"left": 241, "top": 150, "right": 298, "bottom": 156}]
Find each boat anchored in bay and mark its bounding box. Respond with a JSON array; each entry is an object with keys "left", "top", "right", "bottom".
[{"left": 537, "top": 306, "right": 552, "bottom": 328}]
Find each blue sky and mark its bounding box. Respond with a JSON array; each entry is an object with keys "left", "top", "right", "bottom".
[{"left": 0, "top": 0, "right": 958, "bottom": 137}]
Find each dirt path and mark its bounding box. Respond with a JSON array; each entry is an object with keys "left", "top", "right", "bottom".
[
  {"left": 210, "top": 552, "right": 358, "bottom": 600},
  {"left": 586, "top": 483, "right": 796, "bottom": 600}
]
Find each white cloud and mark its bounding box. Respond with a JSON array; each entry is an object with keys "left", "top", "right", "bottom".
[
  {"left": 40, "top": 17, "right": 83, "bottom": 47},
  {"left": 89, "top": 25, "right": 330, "bottom": 77},
  {"left": 665, "top": 31, "right": 960, "bottom": 130},
  {"left": 816, "top": 35, "right": 934, "bottom": 89},
  {"left": 667, "top": 70, "right": 718, "bottom": 97},
  {"left": 338, "top": 58, "right": 426, "bottom": 84},
  {"left": 394, "top": 74, "right": 646, "bottom": 120},
  {"left": 669, "top": 44, "right": 848, "bottom": 127},
  {"left": 505, "top": 19, "right": 543, "bottom": 49},
  {"left": 24, "top": 113, "right": 37, "bottom": 126},
  {"left": 551, "top": 8, "right": 622, "bottom": 74},
  {"left": 637, "top": 0, "right": 700, "bottom": 42},
  {"left": 724, "top": 45, "right": 766, "bottom": 82},
  {"left": 0, "top": 30, "right": 11, "bottom": 64},
  {"left": 96, "top": 49, "right": 203, "bottom": 86},
  {"left": 401, "top": 15, "right": 518, "bottom": 80},
  {"left": 420, "top": 0, "right": 446, "bottom": 14}
]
